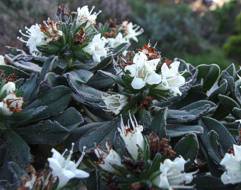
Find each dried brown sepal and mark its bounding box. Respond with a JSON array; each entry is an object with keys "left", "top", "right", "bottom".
[
  {"left": 148, "top": 133, "right": 176, "bottom": 158},
  {"left": 119, "top": 51, "right": 135, "bottom": 68},
  {"left": 139, "top": 44, "right": 161, "bottom": 60},
  {"left": 122, "top": 157, "right": 145, "bottom": 174},
  {"left": 74, "top": 28, "right": 86, "bottom": 44},
  {"left": 0, "top": 71, "right": 17, "bottom": 83},
  {"left": 40, "top": 18, "right": 62, "bottom": 42},
  {"left": 104, "top": 19, "right": 118, "bottom": 38},
  {"left": 4, "top": 94, "right": 23, "bottom": 113},
  {"left": 139, "top": 96, "right": 154, "bottom": 109},
  {"left": 5, "top": 73, "right": 17, "bottom": 82},
  {"left": 164, "top": 58, "right": 173, "bottom": 66},
  {"left": 18, "top": 165, "right": 57, "bottom": 190}
]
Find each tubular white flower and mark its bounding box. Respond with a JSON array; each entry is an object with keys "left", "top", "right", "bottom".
[
  {"left": 18, "top": 24, "right": 47, "bottom": 55},
  {"left": 0, "top": 55, "right": 5, "bottom": 65},
  {"left": 48, "top": 143, "right": 89, "bottom": 188},
  {"left": 107, "top": 33, "right": 128, "bottom": 49},
  {"left": 0, "top": 93, "right": 23, "bottom": 116},
  {"left": 76, "top": 6, "right": 101, "bottom": 26},
  {"left": 122, "top": 21, "right": 143, "bottom": 42},
  {"left": 94, "top": 143, "right": 122, "bottom": 173},
  {"left": 220, "top": 144, "right": 241, "bottom": 185},
  {"left": 158, "top": 61, "right": 185, "bottom": 96},
  {"left": 118, "top": 114, "right": 144, "bottom": 160},
  {"left": 83, "top": 34, "right": 108, "bottom": 63},
  {"left": 0, "top": 82, "right": 16, "bottom": 95},
  {"left": 153, "top": 157, "right": 194, "bottom": 189},
  {"left": 102, "top": 93, "right": 128, "bottom": 115},
  {"left": 124, "top": 52, "right": 161, "bottom": 90}
]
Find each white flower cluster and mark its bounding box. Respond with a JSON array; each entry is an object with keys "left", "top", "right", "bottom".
[
  {"left": 48, "top": 143, "right": 89, "bottom": 188},
  {"left": 118, "top": 114, "right": 145, "bottom": 160},
  {"left": 18, "top": 24, "right": 47, "bottom": 55},
  {"left": 94, "top": 114, "right": 194, "bottom": 189},
  {"left": 83, "top": 34, "right": 109, "bottom": 63},
  {"left": 220, "top": 144, "right": 241, "bottom": 185},
  {"left": 102, "top": 93, "right": 128, "bottom": 115},
  {"left": 0, "top": 55, "right": 6, "bottom": 65},
  {"left": 125, "top": 51, "right": 186, "bottom": 95},
  {"left": 0, "top": 82, "right": 23, "bottom": 116},
  {"left": 107, "top": 21, "right": 143, "bottom": 49},
  {"left": 94, "top": 142, "right": 123, "bottom": 173},
  {"left": 153, "top": 157, "right": 195, "bottom": 189},
  {"left": 76, "top": 6, "right": 101, "bottom": 26}
]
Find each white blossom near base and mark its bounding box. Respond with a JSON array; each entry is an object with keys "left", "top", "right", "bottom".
[
  {"left": 76, "top": 5, "right": 101, "bottom": 26},
  {"left": 0, "top": 93, "right": 23, "bottom": 116},
  {"left": 118, "top": 114, "right": 144, "bottom": 160},
  {"left": 157, "top": 61, "right": 185, "bottom": 96},
  {"left": 220, "top": 144, "right": 241, "bottom": 185},
  {"left": 107, "top": 33, "right": 128, "bottom": 49},
  {"left": 0, "top": 82, "right": 16, "bottom": 96},
  {"left": 124, "top": 51, "right": 161, "bottom": 89},
  {"left": 122, "top": 21, "right": 144, "bottom": 42},
  {"left": 0, "top": 55, "right": 5, "bottom": 65},
  {"left": 102, "top": 93, "right": 128, "bottom": 115},
  {"left": 48, "top": 143, "right": 89, "bottom": 189},
  {"left": 83, "top": 34, "right": 109, "bottom": 63},
  {"left": 18, "top": 24, "right": 47, "bottom": 55},
  {"left": 153, "top": 157, "right": 194, "bottom": 190},
  {"left": 94, "top": 143, "right": 122, "bottom": 173}
]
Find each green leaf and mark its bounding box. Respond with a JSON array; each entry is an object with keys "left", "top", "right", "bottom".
[
  {"left": 201, "top": 117, "right": 236, "bottom": 152},
  {"left": 194, "top": 176, "right": 233, "bottom": 190},
  {"left": 150, "top": 108, "right": 167, "bottom": 138},
  {"left": 4, "top": 130, "right": 31, "bottom": 167},
  {"left": 54, "top": 107, "right": 84, "bottom": 130},
  {"left": 174, "top": 133, "right": 199, "bottom": 161},
  {"left": 167, "top": 124, "right": 203, "bottom": 137},
  {"left": 17, "top": 120, "right": 69, "bottom": 145},
  {"left": 197, "top": 64, "right": 220, "bottom": 92},
  {"left": 78, "top": 120, "right": 118, "bottom": 150},
  {"left": 213, "top": 94, "right": 240, "bottom": 119},
  {"left": 168, "top": 100, "right": 216, "bottom": 123},
  {"left": 70, "top": 82, "right": 106, "bottom": 108},
  {"left": 64, "top": 69, "right": 93, "bottom": 84},
  {"left": 208, "top": 80, "right": 228, "bottom": 102},
  {"left": 25, "top": 86, "right": 72, "bottom": 121}
]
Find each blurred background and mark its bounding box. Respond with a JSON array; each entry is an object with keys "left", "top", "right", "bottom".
[{"left": 0, "top": 0, "right": 240, "bottom": 68}]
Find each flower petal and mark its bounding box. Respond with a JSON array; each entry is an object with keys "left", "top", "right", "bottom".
[
  {"left": 131, "top": 77, "right": 146, "bottom": 89},
  {"left": 146, "top": 72, "right": 162, "bottom": 85}
]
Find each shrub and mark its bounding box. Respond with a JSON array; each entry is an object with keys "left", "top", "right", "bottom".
[
  {"left": 129, "top": 0, "right": 207, "bottom": 56},
  {"left": 224, "top": 35, "right": 241, "bottom": 63}
]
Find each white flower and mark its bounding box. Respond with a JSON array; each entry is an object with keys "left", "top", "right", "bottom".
[
  {"left": 122, "top": 21, "right": 143, "bottom": 42},
  {"left": 0, "top": 93, "right": 23, "bottom": 116},
  {"left": 107, "top": 33, "right": 128, "bottom": 49},
  {"left": 124, "top": 52, "right": 161, "bottom": 89},
  {"left": 0, "top": 55, "right": 5, "bottom": 65},
  {"left": 158, "top": 61, "right": 185, "bottom": 96},
  {"left": 76, "top": 6, "right": 101, "bottom": 26},
  {"left": 118, "top": 114, "right": 144, "bottom": 160},
  {"left": 102, "top": 93, "right": 128, "bottom": 115},
  {"left": 83, "top": 34, "right": 108, "bottom": 63},
  {"left": 0, "top": 82, "right": 16, "bottom": 96},
  {"left": 18, "top": 24, "right": 47, "bottom": 55},
  {"left": 153, "top": 157, "right": 194, "bottom": 190},
  {"left": 94, "top": 143, "right": 122, "bottom": 173},
  {"left": 48, "top": 143, "right": 89, "bottom": 188},
  {"left": 220, "top": 144, "right": 241, "bottom": 185}
]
